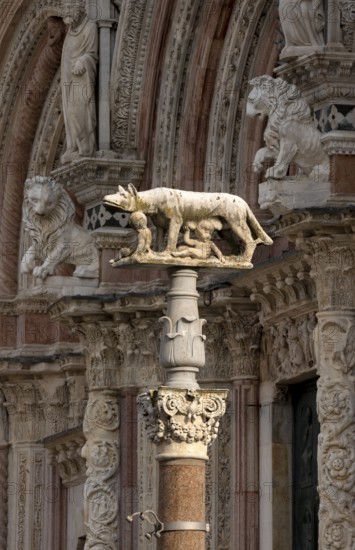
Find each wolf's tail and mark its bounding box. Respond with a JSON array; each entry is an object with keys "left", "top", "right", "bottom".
[{"left": 246, "top": 206, "right": 273, "bottom": 245}]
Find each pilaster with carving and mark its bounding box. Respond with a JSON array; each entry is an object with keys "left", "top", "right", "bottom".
[
  {"left": 0, "top": 391, "right": 8, "bottom": 550},
  {"left": 74, "top": 322, "right": 121, "bottom": 550},
  {"left": 299, "top": 236, "right": 355, "bottom": 549}
]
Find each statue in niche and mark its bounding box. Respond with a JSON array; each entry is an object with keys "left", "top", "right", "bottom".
[
  {"left": 246, "top": 75, "right": 329, "bottom": 180},
  {"left": 279, "top": 0, "right": 325, "bottom": 59},
  {"left": 21, "top": 176, "right": 99, "bottom": 280},
  {"left": 104, "top": 184, "right": 273, "bottom": 268},
  {"left": 61, "top": 0, "right": 98, "bottom": 164}
]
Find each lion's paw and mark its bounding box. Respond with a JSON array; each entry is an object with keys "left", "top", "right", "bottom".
[{"left": 33, "top": 265, "right": 51, "bottom": 279}]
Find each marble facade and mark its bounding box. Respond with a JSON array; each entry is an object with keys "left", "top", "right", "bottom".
[{"left": 0, "top": 1, "right": 355, "bottom": 549}]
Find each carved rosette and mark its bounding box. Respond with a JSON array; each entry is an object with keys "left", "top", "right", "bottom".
[
  {"left": 82, "top": 391, "right": 120, "bottom": 550},
  {"left": 315, "top": 312, "right": 355, "bottom": 549},
  {"left": 137, "top": 387, "right": 228, "bottom": 460},
  {"left": 299, "top": 237, "right": 355, "bottom": 549}
]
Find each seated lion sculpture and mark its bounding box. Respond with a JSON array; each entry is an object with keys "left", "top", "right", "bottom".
[
  {"left": 246, "top": 75, "right": 328, "bottom": 180},
  {"left": 21, "top": 176, "right": 99, "bottom": 280}
]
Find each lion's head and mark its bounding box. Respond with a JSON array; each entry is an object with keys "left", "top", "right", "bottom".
[
  {"left": 247, "top": 75, "right": 312, "bottom": 124},
  {"left": 23, "top": 176, "right": 75, "bottom": 243},
  {"left": 246, "top": 75, "right": 328, "bottom": 180}
]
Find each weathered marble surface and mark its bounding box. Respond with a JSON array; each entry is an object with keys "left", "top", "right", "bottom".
[
  {"left": 61, "top": 1, "right": 98, "bottom": 163},
  {"left": 21, "top": 176, "right": 99, "bottom": 280},
  {"left": 247, "top": 76, "right": 329, "bottom": 180},
  {"left": 104, "top": 185, "right": 272, "bottom": 268},
  {"left": 279, "top": 0, "right": 325, "bottom": 59}
]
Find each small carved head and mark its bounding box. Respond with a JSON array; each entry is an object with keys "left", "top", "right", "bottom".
[
  {"left": 62, "top": 0, "right": 86, "bottom": 26},
  {"left": 130, "top": 210, "right": 147, "bottom": 230},
  {"left": 186, "top": 218, "right": 222, "bottom": 242},
  {"left": 24, "top": 176, "right": 61, "bottom": 216}
]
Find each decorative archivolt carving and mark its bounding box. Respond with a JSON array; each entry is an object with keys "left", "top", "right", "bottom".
[
  {"left": 111, "top": 0, "right": 154, "bottom": 151},
  {"left": 152, "top": 0, "right": 202, "bottom": 187},
  {"left": 0, "top": 10, "right": 65, "bottom": 294},
  {"left": 206, "top": 0, "right": 271, "bottom": 193}
]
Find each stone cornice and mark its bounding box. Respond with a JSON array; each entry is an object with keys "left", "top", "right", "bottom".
[
  {"left": 51, "top": 157, "right": 146, "bottom": 205},
  {"left": 275, "top": 51, "right": 355, "bottom": 108},
  {"left": 273, "top": 207, "right": 355, "bottom": 239},
  {"left": 231, "top": 251, "right": 316, "bottom": 323},
  {"left": 0, "top": 297, "right": 49, "bottom": 315}
]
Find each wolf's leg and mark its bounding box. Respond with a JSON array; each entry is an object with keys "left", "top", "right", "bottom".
[{"left": 165, "top": 218, "right": 183, "bottom": 252}]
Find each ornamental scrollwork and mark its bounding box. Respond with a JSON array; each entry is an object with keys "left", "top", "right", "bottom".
[{"left": 138, "top": 388, "right": 228, "bottom": 446}]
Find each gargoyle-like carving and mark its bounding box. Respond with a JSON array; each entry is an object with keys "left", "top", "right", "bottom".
[
  {"left": 104, "top": 184, "right": 272, "bottom": 267},
  {"left": 21, "top": 176, "right": 99, "bottom": 280},
  {"left": 246, "top": 75, "right": 329, "bottom": 180}
]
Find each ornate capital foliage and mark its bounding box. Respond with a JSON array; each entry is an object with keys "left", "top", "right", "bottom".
[
  {"left": 301, "top": 237, "right": 355, "bottom": 310},
  {"left": 74, "top": 323, "right": 121, "bottom": 390},
  {"left": 138, "top": 387, "right": 228, "bottom": 449}
]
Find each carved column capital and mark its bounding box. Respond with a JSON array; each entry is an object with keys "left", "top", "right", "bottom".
[
  {"left": 74, "top": 322, "right": 121, "bottom": 390},
  {"left": 138, "top": 387, "right": 228, "bottom": 461},
  {"left": 299, "top": 236, "right": 355, "bottom": 310},
  {"left": 223, "top": 309, "right": 261, "bottom": 378}
]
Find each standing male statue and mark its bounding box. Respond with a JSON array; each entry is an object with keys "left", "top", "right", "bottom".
[{"left": 61, "top": 0, "right": 98, "bottom": 164}]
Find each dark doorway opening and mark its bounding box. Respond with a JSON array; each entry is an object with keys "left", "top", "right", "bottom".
[{"left": 291, "top": 379, "right": 320, "bottom": 550}]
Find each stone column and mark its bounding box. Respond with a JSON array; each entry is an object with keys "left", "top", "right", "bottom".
[
  {"left": 300, "top": 236, "right": 355, "bottom": 549},
  {"left": 75, "top": 322, "right": 121, "bottom": 550},
  {"left": 224, "top": 310, "right": 261, "bottom": 550},
  {"left": 138, "top": 268, "right": 228, "bottom": 549},
  {"left": 326, "top": 1, "right": 344, "bottom": 50},
  {"left": 0, "top": 442, "right": 8, "bottom": 550},
  {"left": 97, "top": 0, "right": 117, "bottom": 152},
  {"left": 2, "top": 383, "right": 48, "bottom": 550},
  {"left": 160, "top": 268, "right": 206, "bottom": 389},
  {"left": 138, "top": 387, "right": 227, "bottom": 550},
  {"left": 0, "top": 391, "right": 8, "bottom": 550}
]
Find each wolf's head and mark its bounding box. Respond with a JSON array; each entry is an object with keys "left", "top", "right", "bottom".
[{"left": 104, "top": 184, "right": 138, "bottom": 212}]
